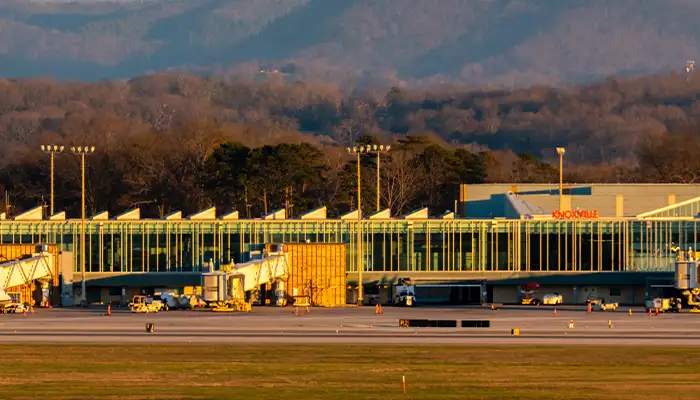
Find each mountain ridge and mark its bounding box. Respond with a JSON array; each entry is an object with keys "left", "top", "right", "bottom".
[{"left": 0, "top": 0, "right": 699, "bottom": 86}]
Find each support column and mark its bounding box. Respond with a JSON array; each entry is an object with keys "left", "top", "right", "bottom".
[
  {"left": 459, "top": 184, "right": 468, "bottom": 218},
  {"left": 616, "top": 194, "right": 624, "bottom": 218}
]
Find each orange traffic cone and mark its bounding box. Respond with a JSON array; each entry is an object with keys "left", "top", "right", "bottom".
[
  {"left": 655, "top": 308, "right": 659, "bottom": 316},
  {"left": 107, "top": 304, "right": 111, "bottom": 316},
  {"left": 553, "top": 309, "right": 557, "bottom": 317},
  {"left": 587, "top": 303, "right": 592, "bottom": 313},
  {"left": 648, "top": 309, "right": 652, "bottom": 317},
  {"left": 23, "top": 309, "right": 26, "bottom": 317}
]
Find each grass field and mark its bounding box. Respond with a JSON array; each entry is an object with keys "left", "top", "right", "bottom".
[{"left": 2, "top": 345, "right": 700, "bottom": 399}]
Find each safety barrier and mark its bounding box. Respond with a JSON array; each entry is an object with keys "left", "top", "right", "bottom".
[
  {"left": 461, "top": 320, "right": 490, "bottom": 328},
  {"left": 430, "top": 320, "right": 457, "bottom": 328},
  {"left": 399, "top": 319, "right": 430, "bottom": 327},
  {"left": 399, "top": 319, "right": 490, "bottom": 328}
]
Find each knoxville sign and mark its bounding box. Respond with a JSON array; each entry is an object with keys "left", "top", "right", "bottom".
[{"left": 551, "top": 210, "right": 600, "bottom": 220}]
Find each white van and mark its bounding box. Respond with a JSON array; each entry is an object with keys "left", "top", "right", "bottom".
[{"left": 542, "top": 293, "right": 563, "bottom": 305}]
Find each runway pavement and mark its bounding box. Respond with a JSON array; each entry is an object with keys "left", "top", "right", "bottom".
[{"left": 1, "top": 305, "right": 700, "bottom": 345}]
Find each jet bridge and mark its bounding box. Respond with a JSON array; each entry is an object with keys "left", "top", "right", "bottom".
[
  {"left": 674, "top": 258, "right": 700, "bottom": 310},
  {"left": 202, "top": 250, "right": 289, "bottom": 309},
  {"left": 0, "top": 251, "right": 54, "bottom": 303}
]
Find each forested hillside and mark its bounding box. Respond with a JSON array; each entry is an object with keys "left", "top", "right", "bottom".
[
  {"left": 0, "top": 72, "right": 698, "bottom": 219},
  {"left": 1, "top": 0, "right": 700, "bottom": 85}
]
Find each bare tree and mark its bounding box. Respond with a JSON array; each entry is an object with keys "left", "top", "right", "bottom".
[
  {"left": 381, "top": 149, "right": 425, "bottom": 216},
  {"left": 637, "top": 132, "right": 700, "bottom": 183}
]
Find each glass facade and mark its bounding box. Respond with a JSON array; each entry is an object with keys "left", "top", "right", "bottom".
[{"left": 0, "top": 218, "right": 697, "bottom": 275}]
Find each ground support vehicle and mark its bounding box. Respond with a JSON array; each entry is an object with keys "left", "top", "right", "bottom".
[
  {"left": 597, "top": 301, "right": 619, "bottom": 311},
  {"left": 585, "top": 296, "right": 600, "bottom": 306},
  {"left": 145, "top": 297, "right": 164, "bottom": 311},
  {"left": 1, "top": 303, "right": 27, "bottom": 314},
  {"left": 129, "top": 296, "right": 160, "bottom": 313},
  {"left": 157, "top": 292, "right": 192, "bottom": 311},
  {"left": 393, "top": 278, "right": 415, "bottom": 306},
  {"left": 210, "top": 299, "right": 252, "bottom": 312},
  {"left": 542, "top": 293, "right": 563, "bottom": 305},
  {"left": 645, "top": 298, "right": 668, "bottom": 312},
  {"left": 683, "top": 290, "right": 700, "bottom": 313},
  {"left": 519, "top": 283, "right": 540, "bottom": 305},
  {"left": 667, "top": 298, "right": 682, "bottom": 312},
  {"left": 186, "top": 295, "right": 207, "bottom": 309}
]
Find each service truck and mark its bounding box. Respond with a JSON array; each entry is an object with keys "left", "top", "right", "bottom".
[
  {"left": 519, "top": 282, "right": 540, "bottom": 305},
  {"left": 393, "top": 278, "right": 416, "bottom": 306},
  {"left": 542, "top": 293, "right": 563, "bottom": 305},
  {"left": 156, "top": 291, "right": 191, "bottom": 311}
]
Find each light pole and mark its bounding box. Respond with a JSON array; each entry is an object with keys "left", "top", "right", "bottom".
[
  {"left": 71, "top": 146, "right": 95, "bottom": 303},
  {"left": 347, "top": 146, "right": 364, "bottom": 305},
  {"left": 373, "top": 145, "right": 390, "bottom": 211},
  {"left": 40, "top": 145, "right": 64, "bottom": 217},
  {"left": 556, "top": 147, "right": 566, "bottom": 211},
  {"left": 347, "top": 144, "right": 391, "bottom": 305}
]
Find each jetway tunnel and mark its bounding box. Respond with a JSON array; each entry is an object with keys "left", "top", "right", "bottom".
[{"left": 0, "top": 248, "right": 55, "bottom": 306}]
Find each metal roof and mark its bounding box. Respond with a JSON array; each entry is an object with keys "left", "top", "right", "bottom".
[
  {"left": 6, "top": 183, "right": 700, "bottom": 222},
  {"left": 463, "top": 184, "right": 700, "bottom": 219}
]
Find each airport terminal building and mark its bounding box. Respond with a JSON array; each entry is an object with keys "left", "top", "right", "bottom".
[{"left": 0, "top": 183, "right": 698, "bottom": 306}]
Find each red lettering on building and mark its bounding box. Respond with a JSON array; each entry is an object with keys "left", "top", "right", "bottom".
[{"left": 551, "top": 209, "right": 600, "bottom": 220}]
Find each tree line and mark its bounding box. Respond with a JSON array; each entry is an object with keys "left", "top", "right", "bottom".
[
  {"left": 0, "top": 73, "right": 698, "bottom": 217},
  {"left": 2, "top": 128, "right": 494, "bottom": 218}
]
